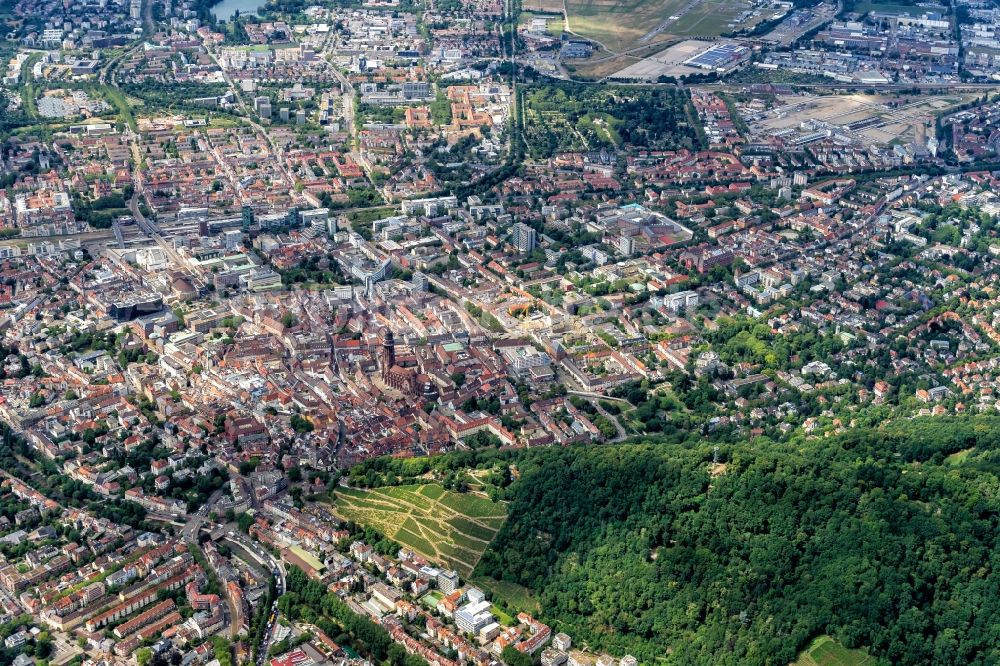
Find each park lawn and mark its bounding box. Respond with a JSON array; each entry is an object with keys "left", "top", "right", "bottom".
[
  {"left": 209, "top": 115, "right": 245, "bottom": 128},
  {"left": 331, "top": 483, "right": 507, "bottom": 577},
  {"left": 97, "top": 85, "right": 138, "bottom": 131},
  {"left": 346, "top": 206, "right": 399, "bottom": 226},
  {"left": 794, "top": 635, "right": 874, "bottom": 666},
  {"left": 19, "top": 52, "right": 43, "bottom": 118},
  {"left": 491, "top": 604, "right": 515, "bottom": 626}
]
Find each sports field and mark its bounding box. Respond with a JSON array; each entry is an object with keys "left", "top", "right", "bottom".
[
  {"left": 330, "top": 483, "right": 507, "bottom": 577},
  {"left": 794, "top": 636, "right": 874, "bottom": 666}
]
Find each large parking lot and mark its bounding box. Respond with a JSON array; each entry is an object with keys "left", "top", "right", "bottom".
[{"left": 611, "top": 39, "right": 717, "bottom": 80}]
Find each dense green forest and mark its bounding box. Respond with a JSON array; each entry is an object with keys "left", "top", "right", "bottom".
[{"left": 471, "top": 417, "right": 1000, "bottom": 665}]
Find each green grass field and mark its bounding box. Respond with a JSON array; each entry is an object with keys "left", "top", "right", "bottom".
[
  {"left": 944, "top": 447, "right": 973, "bottom": 464},
  {"left": 330, "top": 484, "right": 507, "bottom": 577},
  {"left": 419, "top": 484, "right": 445, "bottom": 499},
  {"left": 519, "top": 10, "right": 565, "bottom": 35},
  {"left": 566, "top": 0, "right": 681, "bottom": 51},
  {"left": 666, "top": 0, "right": 749, "bottom": 36},
  {"left": 565, "top": 0, "right": 759, "bottom": 51},
  {"left": 794, "top": 636, "right": 874, "bottom": 666},
  {"left": 469, "top": 575, "right": 541, "bottom": 613},
  {"left": 420, "top": 591, "right": 443, "bottom": 607},
  {"left": 491, "top": 604, "right": 515, "bottom": 626}
]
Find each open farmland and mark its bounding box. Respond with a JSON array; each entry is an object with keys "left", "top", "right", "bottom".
[{"left": 330, "top": 483, "right": 507, "bottom": 577}]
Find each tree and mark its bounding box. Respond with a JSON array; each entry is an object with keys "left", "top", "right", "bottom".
[
  {"left": 500, "top": 647, "right": 533, "bottom": 666},
  {"left": 472, "top": 417, "right": 1000, "bottom": 665},
  {"left": 237, "top": 512, "right": 254, "bottom": 533},
  {"left": 282, "top": 565, "right": 428, "bottom": 665},
  {"left": 290, "top": 414, "right": 313, "bottom": 434}
]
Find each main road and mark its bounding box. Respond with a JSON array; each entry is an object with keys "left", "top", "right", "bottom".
[
  {"left": 220, "top": 529, "right": 286, "bottom": 662},
  {"left": 222, "top": 528, "right": 286, "bottom": 596},
  {"left": 320, "top": 35, "right": 371, "bottom": 178},
  {"left": 181, "top": 488, "right": 224, "bottom": 541}
]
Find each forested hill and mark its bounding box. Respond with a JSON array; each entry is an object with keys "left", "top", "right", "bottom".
[{"left": 474, "top": 417, "right": 1000, "bottom": 665}]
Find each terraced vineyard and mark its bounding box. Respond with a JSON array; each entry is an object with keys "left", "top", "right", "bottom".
[{"left": 330, "top": 483, "right": 507, "bottom": 577}]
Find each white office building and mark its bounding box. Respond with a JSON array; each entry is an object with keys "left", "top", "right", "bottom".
[{"left": 455, "top": 599, "right": 493, "bottom": 635}]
